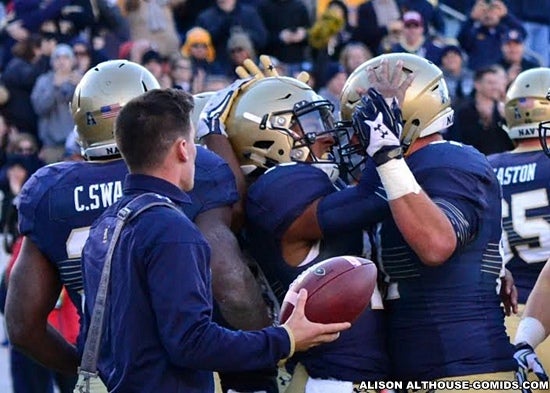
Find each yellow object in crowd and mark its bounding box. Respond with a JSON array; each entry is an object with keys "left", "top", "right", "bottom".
[
  {"left": 308, "top": 8, "right": 345, "bottom": 49},
  {"left": 316, "top": 0, "right": 366, "bottom": 18}
]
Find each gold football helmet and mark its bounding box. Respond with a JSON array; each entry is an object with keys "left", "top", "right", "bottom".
[
  {"left": 505, "top": 67, "right": 550, "bottom": 140},
  {"left": 71, "top": 60, "right": 160, "bottom": 159},
  {"left": 225, "top": 76, "right": 340, "bottom": 177},
  {"left": 340, "top": 53, "right": 454, "bottom": 154}
]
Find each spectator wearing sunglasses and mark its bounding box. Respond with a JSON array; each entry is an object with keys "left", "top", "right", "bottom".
[{"left": 71, "top": 37, "right": 109, "bottom": 74}]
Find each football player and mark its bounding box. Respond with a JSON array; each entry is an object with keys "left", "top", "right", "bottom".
[
  {"left": 219, "top": 74, "right": 390, "bottom": 393},
  {"left": 497, "top": 69, "right": 550, "bottom": 391},
  {"left": 4, "top": 60, "right": 270, "bottom": 391},
  {"left": 337, "top": 53, "right": 518, "bottom": 390},
  {"left": 488, "top": 68, "right": 550, "bottom": 390}
]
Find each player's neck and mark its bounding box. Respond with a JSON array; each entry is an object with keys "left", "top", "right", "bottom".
[
  {"left": 512, "top": 138, "right": 545, "bottom": 153},
  {"left": 406, "top": 133, "right": 443, "bottom": 156}
]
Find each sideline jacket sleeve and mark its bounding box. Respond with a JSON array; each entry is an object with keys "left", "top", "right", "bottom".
[{"left": 148, "top": 238, "right": 290, "bottom": 372}]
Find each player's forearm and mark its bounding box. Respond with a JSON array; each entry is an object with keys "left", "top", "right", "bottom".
[
  {"left": 213, "top": 269, "right": 272, "bottom": 330},
  {"left": 389, "top": 191, "right": 457, "bottom": 266},
  {"left": 9, "top": 322, "right": 79, "bottom": 375},
  {"left": 375, "top": 159, "right": 456, "bottom": 265},
  {"left": 208, "top": 226, "right": 272, "bottom": 329},
  {"left": 211, "top": 251, "right": 272, "bottom": 329},
  {"left": 522, "top": 261, "right": 550, "bottom": 344}
]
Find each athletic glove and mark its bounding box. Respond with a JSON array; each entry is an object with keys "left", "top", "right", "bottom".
[
  {"left": 197, "top": 55, "right": 310, "bottom": 140},
  {"left": 514, "top": 342, "right": 549, "bottom": 393},
  {"left": 351, "top": 88, "right": 403, "bottom": 166},
  {"left": 236, "top": 54, "right": 310, "bottom": 84}
]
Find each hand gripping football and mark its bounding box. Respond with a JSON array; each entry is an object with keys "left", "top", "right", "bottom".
[{"left": 279, "top": 256, "right": 377, "bottom": 324}]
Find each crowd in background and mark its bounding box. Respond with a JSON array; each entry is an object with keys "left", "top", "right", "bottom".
[
  {"left": 0, "top": 0, "right": 548, "bottom": 391},
  {"left": 0, "top": 0, "right": 546, "bottom": 168}
]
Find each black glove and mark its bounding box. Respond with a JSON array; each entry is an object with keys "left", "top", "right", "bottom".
[
  {"left": 514, "top": 342, "right": 549, "bottom": 393},
  {"left": 351, "top": 88, "right": 403, "bottom": 166}
]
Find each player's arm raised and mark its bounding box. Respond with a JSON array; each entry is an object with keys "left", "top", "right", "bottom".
[{"left": 356, "top": 60, "right": 456, "bottom": 265}]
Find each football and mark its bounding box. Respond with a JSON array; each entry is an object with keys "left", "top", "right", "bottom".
[{"left": 278, "top": 256, "right": 377, "bottom": 324}]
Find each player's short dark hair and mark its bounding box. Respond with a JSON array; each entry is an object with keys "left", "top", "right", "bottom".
[{"left": 115, "top": 88, "right": 194, "bottom": 172}]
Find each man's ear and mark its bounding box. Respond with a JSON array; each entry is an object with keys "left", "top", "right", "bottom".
[{"left": 177, "top": 138, "right": 189, "bottom": 162}]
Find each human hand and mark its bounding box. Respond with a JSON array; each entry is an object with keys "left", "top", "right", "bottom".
[
  {"left": 471, "top": 1, "right": 489, "bottom": 20},
  {"left": 6, "top": 20, "right": 29, "bottom": 41},
  {"left": 191, "top": 68, "right": 206, "bottom": 94},
  {"left": 500, "top": 268, "right": 518, "bottom": 316},
  {"left": 291, "top": 27, "right": 307, "bottom": 43},
  {"left": 235, "top": 54, "right": 280, "bottom": 79},
  {"left": 92, "top": 35, "right": 105, "bottom": 51},
  {"left": 507, "top": 64, "right": 522, "bottom": 86},
  {"left": 352, "top": 88, "right": 403, "bottom": 166},
  {"left": 283, "top": 289, "right": 350, "bottom": 352},
  {"left": 514, "top": 342, "right": 549, "bottom": 393},
  {"left": 59, "top": 19, "right": 74, "bottom": 36},
  {"left": 7, "top": 165, "right": 27, "bottom": 195},
  {"left": 366, "top": 58, "right": 413, "bottom": 107},
  {"left": 490, "top": 0, "right": 508, "bottom": 18},
  {"left": 279, "top": 29, "right": 294, "bottom": 44},
  {"left": 235, "top": 54, "right": 310, "bottom": 83}
]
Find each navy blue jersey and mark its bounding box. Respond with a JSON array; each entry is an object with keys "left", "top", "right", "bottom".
[
  {"left": 488, "top": 150, "right": 550, "bottom": 303},
  {"left": 81, "top": 175, "right": 289, "bottom": 393},
  {"left": 246, "top": 163, "right": 389, "bottom": 382},
  {"left": 17, "top": 146, "right": 237, "bottom": 309},
  {"left": 368, "top": 141, "right": 516, "bottom": 380}
]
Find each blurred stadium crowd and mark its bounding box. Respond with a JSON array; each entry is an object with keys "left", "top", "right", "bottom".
[{"left": 0, "top": 0, "right": 549, "bottom": 392}]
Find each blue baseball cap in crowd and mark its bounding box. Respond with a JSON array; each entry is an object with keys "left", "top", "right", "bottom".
[{"left": 503, "top": 29, "right": 525, "bottom": 44}]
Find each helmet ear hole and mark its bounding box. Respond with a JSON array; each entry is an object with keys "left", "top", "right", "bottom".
[{"left": 253, "top": 141, "right": 274, "bottom": 150}]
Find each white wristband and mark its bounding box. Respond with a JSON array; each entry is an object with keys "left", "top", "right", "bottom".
[
  {"left": 515, "top": 316, "right": 547, "bottom": 349},
  {"left": 376, "top": 158, "right": 421, "bottom": 200}
]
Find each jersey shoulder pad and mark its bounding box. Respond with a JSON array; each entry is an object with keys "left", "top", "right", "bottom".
[
  {"left": 186, "top": 146, "right": 239, "bottom": 220},
  {"left": 247, "top": 164, "right": 335, "bottom": 237}
]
